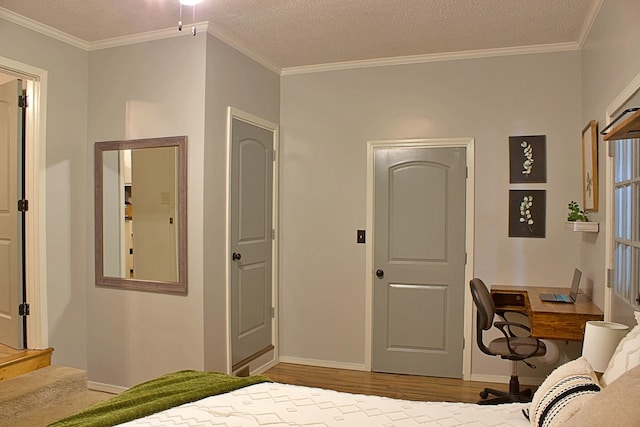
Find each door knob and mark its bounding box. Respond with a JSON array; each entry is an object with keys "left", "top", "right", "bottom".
[
  {"left": 376, "top": 269, "right": 384, "bottom": 278},
  {"left": 232, "top": 252, "right": 242, "bottom": 261}
]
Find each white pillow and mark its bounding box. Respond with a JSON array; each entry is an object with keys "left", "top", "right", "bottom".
[
  {"left": 528, "top": 357, "right": 600, "bottom": 427},
  {"left": 600, "top": 311, "right": 640, "bottom": 387}
]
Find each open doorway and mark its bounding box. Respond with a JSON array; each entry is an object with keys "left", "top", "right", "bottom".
[{"left": 0, "top": 58, "right": 48, "bottom": 352}]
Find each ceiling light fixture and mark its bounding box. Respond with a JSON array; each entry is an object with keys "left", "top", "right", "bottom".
[{"left": 178, "top": 0, "right": 202, "bottom": 36}]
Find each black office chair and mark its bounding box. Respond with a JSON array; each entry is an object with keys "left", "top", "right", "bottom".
[{"left": 469, "top": 278, "right": 547, "bottom": 405}]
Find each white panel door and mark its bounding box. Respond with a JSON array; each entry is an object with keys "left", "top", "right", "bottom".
[
  {"left": 372, "top": 146, "right": 466, "bottom": 377},
  {"left": 0, "top": 79, "right": 23, "bottom": 349},
  {"left": 230, "top": 117, "right": 274, "bottom": 370}
]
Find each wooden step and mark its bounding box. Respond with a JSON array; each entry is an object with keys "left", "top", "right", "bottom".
[{"left": 0, "top": 345, "right": 54, "bottom": 382}]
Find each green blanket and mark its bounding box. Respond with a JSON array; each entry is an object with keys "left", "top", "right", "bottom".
[{"left": 48, "top": 370, "right": 271, "bottom": 427}]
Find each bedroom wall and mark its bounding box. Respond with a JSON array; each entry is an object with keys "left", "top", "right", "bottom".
[
  {"left": 580, "top": 0, "right": 640, "bottom": 324},
  {"left": 202, "top": 34, "right": 280, "bottom": 372},
  {"left": 87, "top": 35, "right": 208, "bottom": 388},
  {"left": 0, "top": 18, "right": 90, "bottom": 370},
  {"left": 2, "top": 14, "right": 279, "bottom": 386},
  {"left": 279, "top": 51, "right": 584, "bottom": 378},
  {"left": 5, "top": 0, "right": 636, "bottom": 386}
]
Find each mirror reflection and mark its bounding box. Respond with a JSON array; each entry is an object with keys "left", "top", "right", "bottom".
[{"left": 95, "top": 136, "right": 187, "bottom": 294}]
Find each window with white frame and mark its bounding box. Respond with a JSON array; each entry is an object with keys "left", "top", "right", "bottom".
[{"left": 613, "top": 137, "right": 640, "bottom": 307}]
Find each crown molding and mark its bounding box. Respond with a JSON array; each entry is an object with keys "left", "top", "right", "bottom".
[
  {"left": 1, "top": 5, "right": 590, "bottom": 77},
  {"left": 281, "top": 42, "right": 581, "bottom": 76},
  {"left": 0, "top": 7, "right": 90, "bottom": 50},
  {"left": 88, "top": 22, "right": 210, "bottom": 51},
  {"left": 0, "top": 6, "right": 211, "bottom": 51},
  {"left": 205, "top": 24, "right": 281, "bottom": 75},
  {"left": 578, "top": 0, "right": 604, "bottom": 49},
  {"left": 90, "top": 22, "right": 282, "bottom": 74},
  {"left": 0, "top": 7, "right": 282, "bottom": 75}
]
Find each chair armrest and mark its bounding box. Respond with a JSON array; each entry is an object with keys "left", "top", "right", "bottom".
[
  {"left": 494, "top": 320, "right": 531, "bottom": 337},
  {"left": 496, "top": 309, "right": 527, "bottom": 317},
  {"left": 494, "top": 321, "right": 543, "bottom": 359}
]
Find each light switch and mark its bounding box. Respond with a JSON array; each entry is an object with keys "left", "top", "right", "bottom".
[
  {"left": 160, "top": 192, "right": 170, "bottom": 205},
  {"left": 357, "top": 229, "right": 366, "bottom": 244}
]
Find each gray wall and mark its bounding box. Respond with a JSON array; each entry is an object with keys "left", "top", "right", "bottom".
[
  {"left": 2, "top": 0, "right": 639, "bottom": 386},
  {"left": 202, "top": 34, "right": 280, "bottom": 372},
  {"left": 581, "top": 0, "right": 640, "bottom": 324},
  {"left": 87, "top": 35, "right": 208, "bottom": 387},
  {"left": 0, "top": 18, "right": 280, "bottom": 387},
  {"left": 85, "top": 32, "right": 280, "bottom": 387},
  {"left": 0, "top": 19, "right": 90, "bottom": 369},
  {"left": 279, "top": 51, "right": 584, "bottom": 377}
]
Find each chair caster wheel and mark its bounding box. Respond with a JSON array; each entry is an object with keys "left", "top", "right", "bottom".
[{"left": 480, "top": 390, "right": 489, "bottom": 399}]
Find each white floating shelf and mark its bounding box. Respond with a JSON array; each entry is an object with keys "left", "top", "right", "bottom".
[{"left": 565, "top": 221, "right": 599, "bottom": 232}]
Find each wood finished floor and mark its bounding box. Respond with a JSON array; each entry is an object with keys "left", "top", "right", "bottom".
[
  {"left": 263, "top": 363, "right": 533, "bottom": 404},
  {"left": 0, "top": 345, "right": 533, "bottom": 404},
  {"left": 0, "top": 343, "right": 53, "bottom": 382},
  {"left": 0, "top": 343, "right": 20, "bottom": 359}
]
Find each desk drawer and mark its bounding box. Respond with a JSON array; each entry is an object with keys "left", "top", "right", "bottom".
[{"left": 493, "top": 293, "right": 525, "bottom": 307}]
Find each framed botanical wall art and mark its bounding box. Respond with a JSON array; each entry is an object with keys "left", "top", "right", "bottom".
[
  {"left": 582, "top": 120, "right": 598, "bottom": 211},
  {"left": 508, "top": 190, "right": 546, "bottom": 238},
  {"left": 509, "top": 135, "right": 547, "bottom": 183}
]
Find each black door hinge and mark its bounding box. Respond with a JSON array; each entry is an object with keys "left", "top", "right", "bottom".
[
  {"left": 18, "top": 95, "right": 28, "bottom": 108},
  {"left": 18, "top": 199, "right": 28, "bottom": 212},
  {"left": 19, "top": 303, "right": 30, "bottom": 316}
]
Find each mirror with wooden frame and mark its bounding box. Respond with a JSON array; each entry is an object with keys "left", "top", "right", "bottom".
[{"left": 95, "top": 136, "right": 187, "bottom": 294}]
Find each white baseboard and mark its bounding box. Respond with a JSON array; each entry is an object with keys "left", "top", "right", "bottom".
[
  {"left": 251, "top": 358, "right": 279, "bottom": 375},
  {"left": 88, "top": 362, "right": 541, "bottom": 393},
  {"left": 87, "top": 363, "right": 280, "bottom": 394},
  {"left": 278, "top": 356, "right": 366, "bottom": 372},
  {"left": 88, "top": 381, "right": 128, "bottom": 394}
]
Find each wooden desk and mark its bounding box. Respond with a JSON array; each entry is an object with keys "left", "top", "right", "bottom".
[{"left": 491, "top": 285, "right": 604, "bottom": 341}]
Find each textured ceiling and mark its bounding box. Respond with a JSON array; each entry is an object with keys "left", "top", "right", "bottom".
[{"left": 1, "top": 0, "right": 599, "bottom": 70}]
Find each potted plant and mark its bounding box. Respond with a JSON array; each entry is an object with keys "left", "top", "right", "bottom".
[
  {"left": 566, "top": 201, "right": 598, "bottom": 232},
  {"left": 567, "top": 201, "right": 589, "bottom": 222}
]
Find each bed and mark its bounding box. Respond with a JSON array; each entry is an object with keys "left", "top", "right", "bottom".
[
  {"left": 49, "top": 370, "right": 530, "bottom": 427},
  {"left": 118, "top": 382, "right": 531, "bottom": 427},
  {"left": 50, "top": 312, "right": 640, "bottom": 427}
]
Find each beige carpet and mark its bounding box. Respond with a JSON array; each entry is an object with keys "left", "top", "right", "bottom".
[{"left": 0, "top": 365, "right": 114, "bottom": 427}]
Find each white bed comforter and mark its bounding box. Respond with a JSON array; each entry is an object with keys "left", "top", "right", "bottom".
[{"left": 119, "top": 382, "right": 531, "bottom": 426}]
